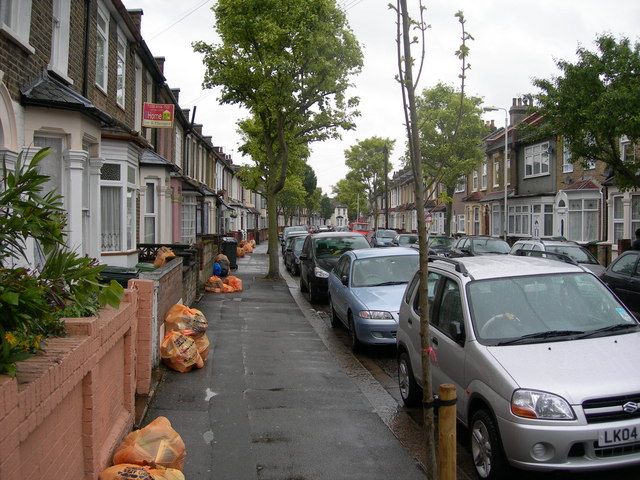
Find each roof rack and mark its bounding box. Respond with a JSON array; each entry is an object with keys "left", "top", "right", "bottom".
[
  {"left": 513, "top": 249, "right": 579, "bottom": 267},
  {"left": 427, "top": 255, "right": 473, "bottom": 279}
]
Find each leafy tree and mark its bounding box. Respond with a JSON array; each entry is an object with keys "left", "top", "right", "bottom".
[
  {"left": 320, "top": 195, "right": 334, "bottom": 221},
  {"left": 416, "top": 82, "right": 485, "bottom": 234},
  {"left": 343, "top": 137, "right": 395, "bottom": 229},
  {"left": 194, "top": 0, "right": 363, "bottom": 278},
  {"left": 533, "top": 35, "right": 640, "bottom": 190},
  {"left": 0, "top": 148, "right": 123, "bottom": 376},
  {"left": 332, "top": 175, "right": 366, "bottom": 221},
  {"left": 277, "top": 175, "right": 307, "bottom": 225}
]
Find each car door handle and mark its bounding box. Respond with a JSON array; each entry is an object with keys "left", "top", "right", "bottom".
[
  {"left": 407, "top": 317, "right": 413, "bottom": 325},
  {"left": 431, "top": 337, "right": 438, "bottom": 346}
]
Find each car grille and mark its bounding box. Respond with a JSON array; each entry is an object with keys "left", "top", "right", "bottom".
[
  {"left": 583, "top": 393, "right": 640, "bottom": 424},
  {"left": 594, "top": 442, "right": 640, "bottom": 458}
]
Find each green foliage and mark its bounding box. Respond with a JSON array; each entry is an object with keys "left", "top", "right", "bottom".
[
  {"left": 533, "top": 34, "right": 640, "bottom": 190},
  {"left": 320, "top": 195, "right": 333, "bottom": 220},
  {"left": 0, "top": 149, "right": 124, "bottom": 376},
  {"left": 332, "top": 176, "right": 366, "bottom": 220},
  {"left": 194, "top": 0, "right": 363, "bottom": 277},
  {"left": 342, "top": 137, "right": 395, "bottom": 226}
]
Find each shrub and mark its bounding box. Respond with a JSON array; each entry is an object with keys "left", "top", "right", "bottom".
[{"left": 0, "top": 148, "right": 123, "bottom": 376}]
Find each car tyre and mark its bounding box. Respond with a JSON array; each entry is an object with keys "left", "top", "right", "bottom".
[
  {"left": 308, "top": 279, "right": 322, "bottom": 304},
  {"left": 348, "top": 313, "right": 361, "bottom": 353},
  {"left": 398, "top": 352, "right": 421, "bottom": 407},
  {"left": 329, "top": 296, "right": 341, "bottom": 328},
  {"left": 470, "top": 409, "right": 510, "bottom": 480}
]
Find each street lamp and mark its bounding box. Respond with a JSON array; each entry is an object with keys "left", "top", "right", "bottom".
[{"left": 483, "top": 106, "right": 509, "bottom": 241}]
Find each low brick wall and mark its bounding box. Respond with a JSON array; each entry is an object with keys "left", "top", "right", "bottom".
[{"left": 0, "top": 279, "right": 154, "bottom": 480}]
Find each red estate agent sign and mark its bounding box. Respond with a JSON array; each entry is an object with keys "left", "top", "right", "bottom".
[{"left": 143, "top": 103, "right": 174, "bottom": 128}]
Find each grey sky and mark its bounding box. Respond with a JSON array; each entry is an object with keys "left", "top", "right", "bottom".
[{"left": 130, "top": 0, "right": 640, "bottom": 194}]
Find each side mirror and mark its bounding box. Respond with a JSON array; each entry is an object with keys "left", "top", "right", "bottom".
[
  {"left": 299, "top": 254, "right": 308, "bottom": 261},
  {"left": 341, "top": 275, "right": 349, "bottom": 286}
]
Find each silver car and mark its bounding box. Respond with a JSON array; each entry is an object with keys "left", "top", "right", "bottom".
[
  {"left": 396, "top": 255, "right": 640, "bottom": 478},
  {"left": 509, "top": 238, "right": 605, "bottom": 275},
  {"left": 327, "top": 247, "right": 419, "bottom": 352}
]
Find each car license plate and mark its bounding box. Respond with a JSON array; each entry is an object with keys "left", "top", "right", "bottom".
[{"left": 598, "top": 425, "right": 640, "bottom": 447}]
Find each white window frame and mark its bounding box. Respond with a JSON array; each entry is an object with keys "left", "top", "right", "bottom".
[
  {"left": 493, "top": 158, "right": 500, "bottom": 187},
  {"left": 457, "top": 214, "right": 465, "bottom": 234},
  {"left": 143, "top": 179, "right": 158, "bottom": 244},
  {"left": 455, "top": 175, "right": 466, "bottom": 193},
  {"left": 100, "top": 162, "right": 136, "bottom": 253},
  {"left": 0, "top": 0, "right": 34, "bottom": 53},
  {"left": 49, "top": 0, "right": 71, "bottom": 79},
  {"left": 181, "top": 193, "right": 197, "bottom": 244},
  {"left": 524, "top": 142, "right": 550, "bottom": 178},
  {"left": 491, "top": 203, "right": 503, "bottom": 237},
  {"left": 481, "top": 162, "right": 487, "bottom": 190},
  {"left": 613, "top": 195, "right": 624, "bottom": 245},
  {"left": 562, "top": 142, "right": 573, "bottom": 173},
  {"left": 116, "top": 29, "right": 126, "bottom": 108},
  {"left": 508, "top": 204, "right": 530, "bottom": 236},
  {"left": 621, "top": 136, "right": 636, "bottom": 163},
  {"left": 95, "top": 3, "right": 109, "bottom": 92},
  {"left": 472, "top": 170, "right": 478, "bottom": 191},
  {"left": 568, "top": 197, "right": 598, "bottom": 243}
]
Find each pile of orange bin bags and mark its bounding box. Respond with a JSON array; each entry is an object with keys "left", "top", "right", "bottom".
[
  {"left": 235, "top": 238, "right": 255, "bottom": 259},
  {"left": 160, "top": 304, "right": 210, "bottom": 373},
  {"left": 99, "top": 416, "right": 186, "bottom": 480}
]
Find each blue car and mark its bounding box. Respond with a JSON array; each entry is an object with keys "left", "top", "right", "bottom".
[
  {"left": 327, "top": 247, "right": 419, "bottom": 352},
  {"left": 369, "top": 229, "right": 398, "bottom": 247}
]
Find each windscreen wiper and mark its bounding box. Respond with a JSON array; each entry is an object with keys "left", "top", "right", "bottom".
[
  {"left": 577, "top": 323, "right": 639, "bottom": 339},
  {"left": 496, "top": 330, "right": 585, "bottom": 346}
]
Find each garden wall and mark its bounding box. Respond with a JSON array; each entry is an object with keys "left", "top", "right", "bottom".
[{"left": 0, "top": 279, "right": 154, "bottom": 480}]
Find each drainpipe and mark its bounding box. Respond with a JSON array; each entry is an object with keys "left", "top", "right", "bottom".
[{"left": 82, "top": 0, "right": 92, "bottom": 97}]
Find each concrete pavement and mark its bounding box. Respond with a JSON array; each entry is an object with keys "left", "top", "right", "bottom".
[{"left": 142, "top": 242, "right": 428, "bottom": 479}]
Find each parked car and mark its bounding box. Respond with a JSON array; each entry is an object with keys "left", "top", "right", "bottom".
[
  {"left": 369, "top": 229, "right": 398, "bottom": 247},
  {"left": 427, "top": 235, "right": 455, "bottom": 256},
  {"left": 397, "top": 254, "right": 640, "bottom": 479},
  {"left": 327, "top": 247, "right": 419, "bottom": 352},
  {"left": 448, "top": 235, "right": 510, "bottom": 257},
  {"left": 509, "top": 238, "right": 604, "bottom": 275},
  {"left": 334, "top": 225, "right": 349, "bottom": 232},
  {"left": 281, "top": 225, "right": 307, "bottom": 249},
  {"left": 600, "top": 249, "right": 640, "bottom": 317},
  {"left": 283, "top": 234, "right": 308, "bottom": 276},
  {"left": 391, "top": 233, "right": 418, "bottom": 247},
  {"left": 281, "top": 229, "right": 307, "bottom": 256},
  {"left": 299, "top": 232, "right": 371, "bottom": 303},
  {"left": 349, "top": 222, "right": 372, "bottom": 236}
]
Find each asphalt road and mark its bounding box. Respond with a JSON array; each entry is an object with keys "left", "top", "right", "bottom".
[{"left": 280, "top": 253, "right": 640, "bottom": 480}]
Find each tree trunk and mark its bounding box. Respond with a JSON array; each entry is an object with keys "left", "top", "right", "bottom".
[
  {"left": 399, "top": 0, "right": 438, "bottom": 478},
  {"left": 266, "top": 190, "right": 281, "bottom": 279}
]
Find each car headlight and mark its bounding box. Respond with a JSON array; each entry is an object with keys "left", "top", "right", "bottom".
[
  {"left": 358, "top": 310, "right": 394, "bottom": 320},
  {"left": 511, "top": 389, "right": 575, "bottom": 420},
  {"left": 313, "top": 267, "right": 330, "bottom": 278}
]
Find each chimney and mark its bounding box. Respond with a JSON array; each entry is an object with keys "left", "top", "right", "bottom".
[
  {"left": 171, "top": 88, "right": 180, "bottom": 103},
  {"left": 154, "top": 56, "right": 165, "bottom": 74},
  {"left": 509, "top": 97, "right": 528, "bottom": 126},
  {"left": 127, "top": 9, "right": 143, "bottom": 33}
]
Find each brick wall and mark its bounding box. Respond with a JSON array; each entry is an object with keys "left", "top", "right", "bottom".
[{"left": 0, "top": 279, "right": 155, "bottom": 480}]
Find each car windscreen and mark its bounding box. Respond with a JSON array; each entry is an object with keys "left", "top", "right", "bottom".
[
  {"left": 472, "top": 238, "right": 510, "bottom": 254},
  {"left": 315, "top": 236, "right": 370, "bottom": 258},
  {"left": 293, "top": 236, "right": 306, "bottom": 253},
  {"left": 429, "top": 237, "right": 454, "bottom": 248},
  {"left": 351, "top": 255, "right": 419, "bottom": 287},
  {"left": 378, "top": 230, "right": 397, "bottom": 238},
  {"left": 399, "top": 235, "right": 418, "bottom": 245},
  {"left": 468, "top": 272, "right": 638, "bottom": 345},
  {"left": 546, "top": 245, "right": 598, "bottom": 264}
]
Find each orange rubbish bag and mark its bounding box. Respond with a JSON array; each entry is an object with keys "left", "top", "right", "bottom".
[
  {"left": 224, "top": 275, "right": 243, "bottom": 292},
  {"left": 193, "top": 332, "right": 210, "bottom": 361},
  {"left": 160, "top": 330, "right": 204, "bottom": 373},
  {"left": 204, "top": 275, "right": 224, "bottom": 292},
  {"left": 164, "top": 304, "right": 207, "bottom": 335},
  {"left": 112, "top": 416, "right": 186, "bottom": 471},
  {"left": 153, "top": 246, "right": 176, "bottom": 268},
  {"left": 236, "top": 247, "right": 245, "bottom": 258},
  {"left": 99, "top": 464, "right": 185, "bottom": 480}
]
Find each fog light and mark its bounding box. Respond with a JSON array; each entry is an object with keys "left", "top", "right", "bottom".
[
  {"left": 371, "top": 331, "right": 384, "bottom": 339},
  {"left": 531, "top": 442, "right": 554, "bottom": 461}
]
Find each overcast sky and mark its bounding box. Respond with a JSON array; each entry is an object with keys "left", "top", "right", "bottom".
[{"left": 129, "top": 0, "right": 640, "bottom": 195}]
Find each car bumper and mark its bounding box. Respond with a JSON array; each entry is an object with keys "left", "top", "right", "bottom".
[
  {"left": 353, "top": 318, "right": 397, "bottom": 345},
  {"left": 498, "top": 413, "right": 640, "bottom": 471}
]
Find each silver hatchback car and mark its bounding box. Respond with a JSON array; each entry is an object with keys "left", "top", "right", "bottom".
[{"left": 396, "top": 255, "right": 640, "bottom": 479}]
